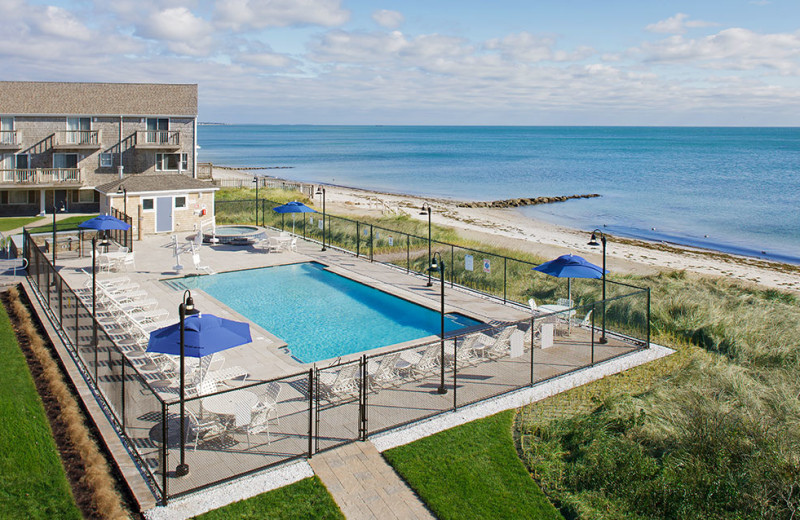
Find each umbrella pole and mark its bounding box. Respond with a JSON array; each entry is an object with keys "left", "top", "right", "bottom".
[{"left": 177, "top": 301, "right": 189, "bottom": 477}]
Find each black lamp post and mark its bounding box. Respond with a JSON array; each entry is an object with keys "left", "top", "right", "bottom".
[
  {"left": 429, "top": 252, "right": 447, "bottom": 394},
  {"left": 316, "top": 186, "right": 327, "bottom": 251},
  {"left": 117, "top": 185, "right": 128, "bottom": 216},
  {"left": 92, "top": 234, "right": 110, "bottom": 365},
  {"left": 588, "top": 229, "right": 608, "bottom": 344},
  {"left": 253, "top": 177, "right": 259, "bottom": 226},
  {"left": 52, "top": 200, "right": 65, "bottom": 264},
  {"left": 177, "top": 290, "right": 199, "bottom": 477},
  {"left": 420, "top": 203, "right": 432, "bottom": 286}
]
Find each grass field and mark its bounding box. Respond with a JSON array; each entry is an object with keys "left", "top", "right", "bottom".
[
  {"left": 0, "top": 302, "right": 81, "bottom": 519},
  {"left": 26, "top": 215, "right": 98, "bottom": 234},
  {"left": 384, "top": 411, "right": 563, "bottom": 520},
  {"left": 194, "top": 477, "right": 343, "bottom": 520},
  {"left": 0, "top": 216, "right": 43, "bottom": 233}
]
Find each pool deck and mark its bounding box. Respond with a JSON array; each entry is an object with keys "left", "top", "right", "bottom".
[{"left": 38, "top": 230, "right": 649, "bottom": 514}]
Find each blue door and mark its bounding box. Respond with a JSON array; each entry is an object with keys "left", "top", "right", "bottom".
[{"left": 156, "top": 196, "right": 172, "bottom": 233}]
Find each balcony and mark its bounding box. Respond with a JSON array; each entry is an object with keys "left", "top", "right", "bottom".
[
  {"left": 0, "top": 130, "right": 21, "bottom": 151},
  {"left": 0, "top": 168, "right": 82, "bottom": 187},
  {"left": 53, "top": 130, "right": 101, "bottom": 150},
  {"left": 134, "top": 130, "right": 181, "bottom": 150}
]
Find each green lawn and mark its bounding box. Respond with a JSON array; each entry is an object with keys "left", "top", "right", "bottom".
[
  {"left": 194, "top": 476, "right": 343, "bottom": 520},
  {"left": 0, "top": 216, "right": 43, "bottom": 232},
  {"left": 383, "top": 411, "right": 563, "bottom": 520},
  {"left": 26, "top": 215, "right": 98, "bottom": 234},
  {"left": 0, "top": 303, "right": 81, "bottom": 519}
]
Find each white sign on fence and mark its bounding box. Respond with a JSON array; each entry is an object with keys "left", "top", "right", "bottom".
[{"left": 464, "top": 254, "right": 474, "bottom": 271}]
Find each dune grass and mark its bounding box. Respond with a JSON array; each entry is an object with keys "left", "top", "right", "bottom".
[
  {"left": 0, "top": 300, "right": 81, "bottom": 519},
  {"left": 383, "top": 411, "right": 563, "bottom": 520},
  {"left": 194, "top": 477, "right": 343, "bottom": 520},
  {"left": 0, "top": 216, "right": 43, "bottom": 232}
]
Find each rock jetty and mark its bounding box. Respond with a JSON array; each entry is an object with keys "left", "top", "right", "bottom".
[{"left": 457, "top": 193, "right": 600, "bottom": 208}]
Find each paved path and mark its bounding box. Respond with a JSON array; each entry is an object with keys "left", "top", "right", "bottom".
[{"left": 310, "top": 442, "right": 435, "bottom": 520}]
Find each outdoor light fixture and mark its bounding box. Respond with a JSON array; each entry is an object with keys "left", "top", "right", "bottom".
[
  {"left": 588, "top": 230, "right": 608, "bottom": 344},
  {"left": 117, "top": 185, "right": 128, "bottom": 216},
  {"left": 420, "top": 202, "right": 432, "bottom": 286},
  {"left": 52, "top": 200, "right": 66, "bottom": 264},
  {"left": 252, "top": 177, "right": 259, "bottom": 226},
  {"left": 315, "top": 186, "right": 327, "bottom": 251},
  {"left": 428, "top": 252, "right": 447, "bottom": 395},
  {"left": 177, "top": 290, "right": 200, "bottom": 477}
]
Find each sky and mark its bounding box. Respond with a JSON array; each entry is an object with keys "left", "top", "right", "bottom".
[{"left": 2, "top": 0, "right": 800, "bottom": 125}]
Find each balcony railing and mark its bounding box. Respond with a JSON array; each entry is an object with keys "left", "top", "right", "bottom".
[
  {"left": 135, "top": 130, "right": 181, "bottom": 149},
  {"left": 0, "top": 168, "right": 82, "bottom": 185},
  {"left": 53, "top": 130, "right": 101, "bottom": 149},
  {"left": 0, "top": 130, "right": 21, "bottom": 149}
]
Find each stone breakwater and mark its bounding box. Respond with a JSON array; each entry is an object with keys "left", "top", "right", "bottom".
[{"left": 457, "top": 193, "right": 600, "bottom": 208}]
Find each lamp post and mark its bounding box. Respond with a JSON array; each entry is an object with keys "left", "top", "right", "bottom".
[
  {"left": 253, "top": 177, "right": 259, "bottom": 226},
  {"left": 52, "top": 200, "right": 65, "bottom": 264},
  {"left": 117, "top": 185, "right": 128, "bottom": 216},
  {"left": 588, "top": 229, "right": 608, "bottom": 344},
  {"left": 177, "top": 290, "right": 199, "bottom": 477},
  {"left": 316, "top": 186, "right": 326, "bottom": 251},
  {"left": 420, "top": 203, "right": 432, "bottom": 286},
  {"left": 429, "top": 252, "right": 447, "bottom": 394}
]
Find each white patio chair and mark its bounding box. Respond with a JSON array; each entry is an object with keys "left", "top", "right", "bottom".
[
  {"left": 255, "top": 383, "right": 282, "bottom": 426},
  {"left": 289, "top": 238, "right": 297, "bottom": 252},
  {"left": 192, "top": 253, "right": 215, "bottom": 275},
  {"left": 120, "top": 252, "right": 135, "bottom": 271},
  {"left": 240, "top": 406, "right": 271, "bottom": 448},
  {"left": 268, "top": 237, "right": 283, "bottom": 253},
  {"left": 186, "top": 409, "right": 226, "bottom": 451}
]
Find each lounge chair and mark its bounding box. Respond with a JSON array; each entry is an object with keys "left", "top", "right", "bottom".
[
  {"left": 528, "top": 298, "right": 538, "bottom": 315},
  {"left": 476, "top": 326, "right": 517, "bottom": 359},
  {"left": 400, "top": 344, "right": 440, "bottom": 377},
  {"left": 367, "top": 352, "right": 403, "bottom": 388},
  {"left": 317, "top": 364, "right": 359, "bottom": 400}
]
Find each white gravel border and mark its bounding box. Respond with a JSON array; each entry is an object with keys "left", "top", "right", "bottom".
[
  {"left": 143, "top": 459, "right": 314, "bottom": 520},
  {"left": 371, "top": 342, "right": 674, "bottom": 452},
  {"left": 143, "top": 343, "right": 671, "bottom": 519}
]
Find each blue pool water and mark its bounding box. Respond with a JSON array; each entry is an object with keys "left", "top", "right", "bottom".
[{"left": 170, "top": 262, "right": 482, "bottom": 363}]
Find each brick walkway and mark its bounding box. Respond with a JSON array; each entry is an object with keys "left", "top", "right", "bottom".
[{"left": 310, "top": 442, "right": 435, "bottom": 520}]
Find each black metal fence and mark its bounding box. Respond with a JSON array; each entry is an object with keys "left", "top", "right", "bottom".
[
  {"left": 23, "top": 209, "right": 650, "bottom": 504},
  {"left": 110, "top": 207, "right": 134, "bottom": 252}
]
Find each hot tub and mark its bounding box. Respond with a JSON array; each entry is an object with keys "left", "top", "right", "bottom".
[{"left": 204, "top": 225, "right": 267, "bottom": 245}]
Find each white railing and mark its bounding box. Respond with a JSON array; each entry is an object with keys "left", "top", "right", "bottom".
[
  {"left": 55, "top": 130, "right": 100, "bottom": 146},
  {"left": 0, "top": 130, "right": 19, "bottom": 146},
  {"left": 136, "top": 130, "right": 180, "bottom": 146},
  {"left": 0, "top": 168, "right": 81, "bottom": 184}
]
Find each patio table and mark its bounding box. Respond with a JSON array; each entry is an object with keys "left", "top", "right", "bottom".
[{"left": 202, "top": 390, "right": 258, "bottom": 428}]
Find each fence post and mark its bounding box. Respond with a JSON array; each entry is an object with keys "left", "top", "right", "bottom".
[
  {"left": 308, "top": 369, "right": 314, "bottom": 458},
  {"left": 452, "top": 337, "right": 458, "bottom": 410},
  {"left": 503, "top": 258, "right": 507, "bottom": 303},
  {"left": 75, "top": 297, "right": 80, "bottom": 347},
  {"left": 161, "top": 401, "right": 168, "bottom": 504},
  {"left": 591, "top": 304, "right": 596, "bottom": 366},
  {"left": 121, "top": 359, "right": 126, "bottom": 430},
  {"left": 369, "top": 225, "right": 373, "bottom": 262},
  {"left": 356, "top": 222, "right": 360, "bottom": 257},
  {"left": 58, "top": 275, "right": 63, "bottom": 325},
  {"left": 406, "top": 235, "right": 410, "bottom": 273},
  {"left": 450, "top": 245, "right": 454, "bottom": 288},
  {"left": 646, "top": 288, "right": 651, "bottom": 348},
  {"left": 530, "top": 317, "right": 535, "bottom": 386}
]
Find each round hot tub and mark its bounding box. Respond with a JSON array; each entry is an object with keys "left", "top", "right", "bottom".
[{"left": 205, "top": 225, "right": 267, "bottom": 245}]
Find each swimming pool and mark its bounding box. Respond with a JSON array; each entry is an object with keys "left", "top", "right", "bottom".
[{"left": 169, "top": 262, "right": 483, "bottom": 363}]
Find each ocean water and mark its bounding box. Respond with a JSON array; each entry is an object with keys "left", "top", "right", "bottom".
[{"left": 198, "top": 125, "right": 800, "bottom": 264}]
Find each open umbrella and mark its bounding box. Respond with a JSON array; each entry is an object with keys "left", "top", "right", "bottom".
[
  {"left": 78, "top": 214, "right": 131, "bottom": 232},
  {"left": 532, "top": 254, "right": 607, "bottom": 305},
  {"left": 147, "top": 313, "right": 252, "bottom": 358},
  {"left": 272, "top": 201, "right": 316, "bottom": 234}
]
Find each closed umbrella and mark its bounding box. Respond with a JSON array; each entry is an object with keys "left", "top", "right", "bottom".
[{"left": 272, "top": 201, "right": 316, "bottom": 234}]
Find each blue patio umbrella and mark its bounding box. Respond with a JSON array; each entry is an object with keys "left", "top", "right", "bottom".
[
  {"left": 532, "top": 254, "right": 607, "bottom": 303},
  {"left": 78, "top": 214, "right": 132, "bottom": 231},
  {"left": 147, "top": 313, "right": 252, "bottom": 358},
  {"left": 272, "top": 201, "right": 317, "bottom": 233}
]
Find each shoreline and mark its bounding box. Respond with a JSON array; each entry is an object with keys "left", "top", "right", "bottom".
[{"left": 212, "top": 166, "right": 800, "bottom": 292}]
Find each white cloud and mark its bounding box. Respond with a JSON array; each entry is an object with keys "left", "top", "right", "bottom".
[
  {"left": 135, "top": 7, "right": 214, "bottom": 55},
  {"left": 484, "top": 32, "right": 594, "bottom": 63},
  {"left": 372, "top": 9, "right": 404, "bottom": 29},
  {"left": 214, "top": 0, "right": 349, "bottom": 30},
  {"left": 35, "top": 6, "right": 92, "bottom": 41},
  {"left": 639, "top": 28, "right": 800, "bottom": 74},
  {"left": 646, "top": 13, "right": 718, "bottom": 35}
]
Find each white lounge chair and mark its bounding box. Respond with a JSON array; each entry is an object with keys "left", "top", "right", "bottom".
[
  {"left": 367, "top": 352, "right": 403, "bottom": 388},
  {"left": 318, "top": 364, "right": 359, "bottom": 400},
  {"left": 401, "top": 344, "right": 440, "bottom": 377},
  {"left": 476, "top": 326, "right": 517, "bottom": 359}
]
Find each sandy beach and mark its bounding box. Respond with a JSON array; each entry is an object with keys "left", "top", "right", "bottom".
[{"left": 213, "top": 166, "right": 800, "bottom": 292}]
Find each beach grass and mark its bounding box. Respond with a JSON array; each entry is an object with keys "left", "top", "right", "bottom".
[
  {"left": 193, "top": 477, "right": 343, "bottom": 520},
  {"left": 0, "top": 216, "right": 43, "bottom": 232},
  {"left": 383, "top": 411, "right": 563, "bottom": 520},
  {"left": 0, "top": 301, "right": 81, "bottom": 519}
]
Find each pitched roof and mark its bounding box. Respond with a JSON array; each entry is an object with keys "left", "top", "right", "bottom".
[
  {"left": 0, "top": 81, "right": 197, "bottom": 116},
  {"left": 95, "top": 175, "right": 218, "bottom": 194}
]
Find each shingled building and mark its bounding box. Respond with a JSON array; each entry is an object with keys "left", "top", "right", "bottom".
[{"left": 0, "top": 81, "right": 198, "bottom": 216}]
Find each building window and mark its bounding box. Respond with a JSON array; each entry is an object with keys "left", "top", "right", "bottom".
[
  {"left": 8, "top": 190, "right": 31, "bottom": 204},
  {"left": 53, "top": 153, "right": 79, "bottom": 169},
  {"left": 99, "top": 153, "right": 113, "bottom": 168},
  {"left": 142, "top": 198, "right": 154, "bottom": 211},
  {"left": 174, "top": 196, "right": 186, "bottom": 209},
  {"left": 146, "top": 118, "right": 169, "bottom": 143},
  {"left": 77, "top": 190, "right": 95, "bottom": 203},
  {"left": 156, "top": 153, "right": 188, "bottom": 171},
  {"left": 15, "top": 154, "right": 29, "bottom": 169}
]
